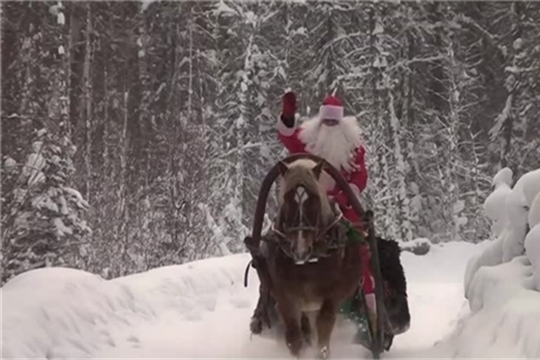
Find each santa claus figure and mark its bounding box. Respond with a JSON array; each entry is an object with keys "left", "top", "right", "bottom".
[
  {"left": 277, "top": 91, "right": 376, "bottom": 319},
  {"left": 277, "top": 91, "right": 368, "bottom": 225}
]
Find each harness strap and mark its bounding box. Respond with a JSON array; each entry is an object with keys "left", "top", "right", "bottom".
[
  {"left": 244, "top": 259, "right": 253, "bottom": 288},
  {"left": 263, "top": 204, "right": 365, "bottom": 264},
  {"left": 314, "top": 212, "right": 343, "bottom": 242}
]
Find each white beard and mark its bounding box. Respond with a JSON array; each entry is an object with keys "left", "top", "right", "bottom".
[{"left": 298, "top": 115, "right": 363, "bottom": 191}]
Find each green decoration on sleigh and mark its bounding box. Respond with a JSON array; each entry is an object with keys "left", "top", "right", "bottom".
[
  {"left": 347, "top": 224, "right": 365, "bottom": 243},
  {"left": 339, "top": 294, "right": 371, "bottom": 346},
  {"left": 338, "top": 222, "right": 371, "bottom": 346}
]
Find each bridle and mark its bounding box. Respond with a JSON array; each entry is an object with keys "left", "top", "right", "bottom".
[
  {"left": 270, "top": 211, "right": 343, "bottom": 244},
  {"left": 268, "top": 187, "right": 345, "bottom": 261}
]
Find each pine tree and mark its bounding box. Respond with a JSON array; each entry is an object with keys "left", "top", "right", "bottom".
[{"left": 2, "top": 130, "right": 91, "bottom": 283}]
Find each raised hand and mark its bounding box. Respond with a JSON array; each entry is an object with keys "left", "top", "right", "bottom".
[{"left": 282, "top": 91, "right": 297, "bottom": 120}]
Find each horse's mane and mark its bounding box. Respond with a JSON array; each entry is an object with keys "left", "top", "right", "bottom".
[{"left": 278, "top": 159, "right": 334, "bottom": 219}]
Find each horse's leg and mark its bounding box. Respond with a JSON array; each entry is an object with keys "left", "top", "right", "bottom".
[
  {"left": 250, "top": 243, "right": 276, "bottom": 334},
  {"left": 276, "top": 300, "right": 303, "bottom": 357},
  {"left": 301, "top": 312, "right": 312, "bottom": 346},
  {"left": 315, "top": 300, "right": 338, "bottom": 359},
  {"left": 250, "top": 284, "right": 267, "bottom": 334}
]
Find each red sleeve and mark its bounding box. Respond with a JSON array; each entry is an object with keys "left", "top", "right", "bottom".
[
  {"left": 277, "top": 116, "right": 305, "bottom": 154},
  {"left": 348, "top": 146, "right": 368, "bottom": 195}
]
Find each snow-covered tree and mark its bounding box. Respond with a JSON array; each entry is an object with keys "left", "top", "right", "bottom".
[
  {"left": 2, "top": 130, "right": 91, "bottom": 283},
  {"left": 3, "top": 1, "right": 540, "bottom": 279}
]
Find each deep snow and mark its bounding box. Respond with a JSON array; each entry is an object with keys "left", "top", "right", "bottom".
[
  {"left": 455, "top": 166, "right": 540, "bottom": 358},
  {"left": 2, "top": 241, "right": 487, "bottom": 359}
]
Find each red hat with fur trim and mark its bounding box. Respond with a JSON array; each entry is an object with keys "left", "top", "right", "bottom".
[{"left": 320, "top": 96, "right": 343, "bottom": 121}]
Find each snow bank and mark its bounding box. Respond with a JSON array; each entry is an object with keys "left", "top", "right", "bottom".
[
  {"left": 519, "top": 169, "right": 540, "bottom": 208},
  {"left": 433, "top": 256, "right": 540, "bottom": 357},
  {"left": 440, "top": 166, "right": 540, "bottom": 357},
  {"left": 1, "top": 267, "right": 156, "bottom": 359},
  {"left": 3, "top": 238, "right": 490, "bottom": 358},
  {"left": 113, "top": 253, "right": 252, "bottom": 320},
  {"left": 483, "top": 167, "right": 513, "bottom": 236},
  {"left": 1, "top": 254, "right": 253, "bottom": 359},
  {"left": 464, "top": 167, "right": 533, "bottom": 296},
  {"left": 525, "top": 192, "right": 540, "bottom": 290}
]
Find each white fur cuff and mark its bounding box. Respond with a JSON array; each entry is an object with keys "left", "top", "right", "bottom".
[
  {"left": 320, "top": 105, "right": 343, "bottom": 120},
  {"left": 277, "top": 116, "right": 296, "bottom": 136}
]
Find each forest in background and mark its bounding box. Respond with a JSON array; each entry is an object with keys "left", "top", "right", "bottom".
[{"left": 2, "top": 1, "right": 539, "bottom": 284}]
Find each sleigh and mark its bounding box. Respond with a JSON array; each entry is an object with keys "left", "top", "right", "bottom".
[{"left": 244, "top": 153, "right": 407, "bottom": 359}]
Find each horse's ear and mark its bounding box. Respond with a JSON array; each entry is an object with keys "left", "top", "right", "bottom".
[
  {"left": 312, "top": 161, "right": 324, "bottom": 179},
  {"left": 277, "top": 161, "right": 289, "bottom": 176}
]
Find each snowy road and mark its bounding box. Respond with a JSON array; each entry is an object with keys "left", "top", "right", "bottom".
[
  {"left": 96, "top": 242, "right": 479, "bottom": 359},
  {"left": 1, "top": 241, "right": 486, "bottom": 359}
]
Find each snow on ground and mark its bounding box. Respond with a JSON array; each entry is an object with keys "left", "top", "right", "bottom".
[
  {"left": 2, "top": 241, "right": 486, "bottom": 359},
  {"left": 431, "top": 253, "right": 540, "bottom": 358}
]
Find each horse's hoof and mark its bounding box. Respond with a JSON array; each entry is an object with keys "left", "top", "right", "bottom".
[
  {"left": 384, "top": 333, "right": 394, "bottom": 351},
  {"left": 250, "top": 317, "right": 262, "bottom": 334},
  {"left": 287, "top": 341, "right": 303, "bottom": 358},
  {"left": 317, "top": 346, "right": 330, "bottom": 359}
]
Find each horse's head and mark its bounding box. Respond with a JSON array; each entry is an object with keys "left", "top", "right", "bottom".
[{"left": 275, "top": 159, "right": 334, "bottom": 264}]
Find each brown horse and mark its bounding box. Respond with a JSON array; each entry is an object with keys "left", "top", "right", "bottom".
[{"left": 260, "top": 158, "right": 364, "bottom": 359}]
